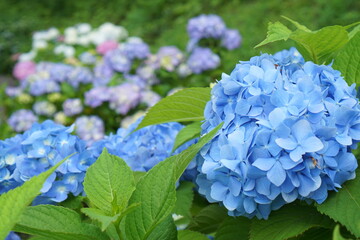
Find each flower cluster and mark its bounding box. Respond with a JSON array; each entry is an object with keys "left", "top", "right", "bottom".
[
  {"left": 8, "top": 110, "right": 38, "bottom": 132},
  {"left": 196, "top": 48, "right": 360, "bottom": 219},
  {"left": 0, "top": 120, "right": 95, "bottom": 203},
  {"left": 90, "top": 117, "right": 198, "bottom": 180},
  {"left": 75, "top": 116, "right": 105, "bottom": 146}
]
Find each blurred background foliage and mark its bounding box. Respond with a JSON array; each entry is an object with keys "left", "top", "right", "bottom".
[{"left": 0, "top": 0, "right": 359, "bottom": 75}]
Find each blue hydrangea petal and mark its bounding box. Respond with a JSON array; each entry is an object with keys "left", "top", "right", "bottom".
[
  {"left": 252, "top": 158, "right": 276, "bottom": 171},
  {"left": 267, "top": 161, "right": 286, "bottom": 186}
]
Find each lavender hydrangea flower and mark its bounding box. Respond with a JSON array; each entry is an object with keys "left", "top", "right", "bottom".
[
  {"left": 85, "top": 86, "right": 111, "bottom": 107},
  {"left": 0, "top": 120, "right": 95, "bottom": 203},
  {"left": 5, "top": 86, "right": 23, "bottom": 97},
  {"left": 108, "top": 83, "right": 142, "bottom": 115},
  {"left": 75, "top": 116, "right": 105, "bottom": 146},
  {"left": 8, "top": 110, "right": 38, "bottom": 132},
  {"left": 196, "top": 49, "right": 360, "bottom": 219},
  {"left": 67, "top": 66, "right": 93, "bottom": 88},
  {"left": 121, "top": 39, "right": 150, "bottom": 60},
  {"left": 155, "top": 46, "right": 184, "bottom": 71},
  {"left": 33, "top": 101, "right": 56, "bottom": 117},
  {"left": 105, "top": 49, "right": 132, "bottom": 73},
  {"left": 79, "top": 52, "right": 97, "bottom": 64},
  {"left": 140, "top": 90, "right": 161, "bottom": 107},
  {"left": 187, "top": 14, "right": 226, "bottom": 40},
  {"left": 93, "top": 62, "right": 114, "bottom": 86},
  {"left": 63, "top": 98, "right": 83, "bottom": 116},
  {"left": 221, "top": 29, "right": 242, "bottom": 50},
  {"left": 187, "top": 47, "right": 220, "bottom": 74}
]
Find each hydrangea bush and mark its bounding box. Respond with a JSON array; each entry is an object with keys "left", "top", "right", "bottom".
[{"left": 1, "top": 18, "right": 359, "bottom": 240}]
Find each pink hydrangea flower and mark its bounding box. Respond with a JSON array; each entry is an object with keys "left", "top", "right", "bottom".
[
  {"left": 13, "top": 61, "right": 36, "bottom": 80},
  {"left": 96, "top": 40, "right": 119, "bottom": 55}
]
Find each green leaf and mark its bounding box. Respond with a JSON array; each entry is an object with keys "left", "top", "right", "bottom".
[
  {"left": 349, "top": 24, "right": 360, "bottom": 39},
  {"left": 332, "top": 225, "right": 348, "bottom": 240},
  {"left": 290, "top": 26, "right": 349, "bottom": 64},
  {"left": 188, "top": 204, "right": 228, "bottom": 234},
  {"left": 255, "top": 22, "right": 292, "bottom": 48},
  {"left": 316, "top": 168, "right": 360, "bottom": 238},
  {"left": 282, "top": 16, "right": 311, "bottom": 32},
  {"left": 333, "top": 32, "right": 360, "bottom": 85},
  {"left": 14, "top": 205, "right": 109, "bottom": 240},
  {"left": 147, "top": 215, "right": 177, "bottom": 240},
  {"left": 123, "top": 156, "right": 176, "bottom": 240},
  {"left": 178, "top": 230, "right": 209, "bottom": 240},
  {"left": 215, "top": 217, "right": 251, "bottom": 240},
  {"left": 123, "top": 123, "right": 222, "bottom": 240},
  {"left": 288, "top": 227, "right": 332, "bottom": 240},
  {"left": 172, "top": 121, "right": 202, "bottom": 153},
  {"left": 83, "top": 149, "right": 135, "bottom": 215},
  {"left": 174, "top": 182, "right": 194, "bottom": 220},
  {"left": 81, "top": 208, "right": 120, "bottom": 231},
  {"left": 0, "top": 156, "right": 68, "bottom": 239},
  {"left": 135, "top": 87, "right": 211, "bottom": 130},
  {"left": 250, "top": 204, "right": 333, "bottom": 240},
  {"left": 174, "top": 123, "right": 223, "bottom": 180}
]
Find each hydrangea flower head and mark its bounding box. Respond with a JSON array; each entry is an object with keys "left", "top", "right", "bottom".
[
  {"left": 155, "top": 46, "right": 184, "bottom": 71},
  {"left": 13, "top": 61, "right": 36, "bottom": 80},
  {"left": 187, "top": 14, "right": 226, "bottom": 40},
  {"left": 121, "top": 38, "right": 150, "bottom": 60},
  {"left": 8, "top": 110, "right": 38, "bottom": 132},
  {"left": 196, "top": 49, "right": 360, "bottom": 219},
  {"left": 96, "top": 40, "right": 119, "bottom": 55},
  {"left": 63, "top": 98, "right": 83, "bottom": 116},
  {"left": 0, "top": 120, "right": 95, "bottom": 203},
  {"left": 108, "top": 83, "right": 142, "bottom": 115},
  {"left": 187, "top": 47, "right": 220, "bottom": 74},
  {"left": 75, "top": 116, "right": 105, "bottom": 146},
  {"left": 221, "top": 29, "right": 242, "bottom": 50},
  {"left": 33, "top": 101, "right": 57, "bottom": 117},
  {"left": 91, "top": 118, "right": 197, "bottom": 180}
]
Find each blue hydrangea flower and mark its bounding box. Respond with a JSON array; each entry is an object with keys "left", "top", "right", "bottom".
[
  {"left": 85, "top": 86, "right": 111, "bottom": 108},
  {"left": 187, "top": 14, "right": 226, "bottom": 40},
  {"left": 108, "top": 83, "right": 142, "bottom": 115},
  {"left": 105, "top": 49, "right": 132, "bottom": 73},
  {"left": 90, "top": 118, "right": 198, "bottom": 180},
  {"left": 93, "top": 61, "right": 114, "bottom": 86},
  {"left": 79, "top": 52, "right": 97, "bottom": 65},
  {"left": 63, "top": 98, "right": 83, "bottom": 116},
  {"left": 196, "top": 49, "right": 360, "bottom": 219},
  {"left": 0, "top": 120, "right": 95, "bottom": 203},
  {"left": 75, "top": 116, "right": 105, "bottom": 146},
  {"left": 155, "top": 46, "right": 184, "bottom": 71},
  {"left": 221, "top": 29, "right": 242, "bottom": 50},
  {"left": 33, "top": 101, "right": 57, "bottom": 117},
  {"left": 187, "top": 47, "right": 220, "bottom": 74},
  {"left": 8, "top": 110, "right": 38, "bottom": 132},
  {"left": 66, "top": 66, "right": 94, "bottom": 88},
  {"left": 121, "top": 39, "right": 150, "bottom": 60}
]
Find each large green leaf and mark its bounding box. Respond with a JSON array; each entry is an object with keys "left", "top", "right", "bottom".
[
  {"left": 147, "top": 215, "right": 178, "bottom": 240},
  {"left": 83, "top": 149, "right": 135, "bottom": 215},
  {"left": 188, "top": 204, "right": 228, "bottom": 234},
  {"left": 332, "top": 225, "right": 348, "bottom": 240},
  {"left": 81, "top": 208, "right": 120, "bottom": 231},
  {"left": 290, "top": 26, "right": 349, "bottom": 64},
  {"left": 178, "top": 230, "right": 209, "bottom": 240},
  {"left": 288, "top": 228, "right": 333, "bottom": 240},
  {"left": 215, "top": 217, "right": 251, "bottom": 240},
  {"left": 123, "top": 123, "right": 222, "bottom": 240},
  {"left": 250, "top": 204, "right": 333, "bottom": 240},
  {"left": 316, "top": 168, "right": 360, "bottom": 238},
  {"left": 135, "top": 87, "right": 211, "bottom": 130},
  {"left": 14, "top": 205, "right": 109, "bottom": 240},
  {"left": 174, "top": 182, "right": 194, "bottom": 221},
  {"left": 123, "top": 158, "right": 176, "bottom": 240},
  {"left": 172, "top": 121, "right": 202, "bottom": 153},
  {"left": 255, "top": 21, "right": 292, "bottom": 48},
  {"left": 333, "top": 32, "right": 360, "bottom": 85},
  {"left": 0, "top": 156, "right": 68, "bottom": 239}
]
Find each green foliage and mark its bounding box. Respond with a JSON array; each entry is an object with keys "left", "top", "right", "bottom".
[
  {"left": 14, "top": 205, "right": 109, "bottom": 240},
  {"left": 81, "top": 208, "right": 120, "bottom": 231},
  {"left": 316, "top": 168, "right": 360, "bottom": 238},
  {"left": 188, "top": 204, "right": 228, "bottom": 234},
  {"left": 0, "top": 156, "right": 68, "bottom": 239},
  {"left": 172, "top": 121, "right": 202, "bottom": 152},
  {"left": 178, "top": 230, "right": 209, "bottom": 240},
  {"left": 289, "top": 228, "right": 333, "bottom": 240},
  {"left": 215, "top": 217, "right": 251, "bottom": 240},
  {"left": 250, "top": 204, "right": 333, "bottom": 240},
  {"left": 333, "top": 32, "right": 360, "bottom": 85},
  {"left": 83, "top": 149, "right": 135, "bottom": 215},
  {"left": 146, "top": 216, "right": 178, "bottom": 240},
  {"left": 333, "top": 225, "right": 348, "bottom": 240},
  {"left": 174, "top": 182, "right": 194, "bottom": 222},
  {"left": 135, "top": 88, "right": 211, "bottom": 130},
  {"left": 256, "top": 17, "right": 352, "bottom": 64}
]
